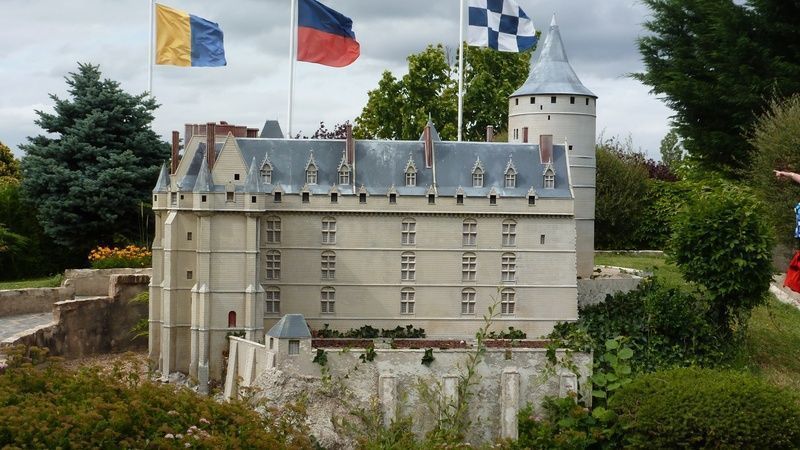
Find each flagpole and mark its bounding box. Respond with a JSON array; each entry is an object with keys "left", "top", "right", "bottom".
[
  {"left": 148, "top": 0, "right": 154, "bottom": 96},
  {"left": 287, "top": 0, "right": 298, "bottom": 138},
  {"left": 457, "top": 0, "right": 465, "bottom": 142}
]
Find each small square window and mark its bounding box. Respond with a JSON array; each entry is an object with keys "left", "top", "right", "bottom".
[
  {"left": 251, "top": 195, "right": 257, "bottom": 203},
  {"left": 331, "top": 192, "right": 338, "bottom": 203},
  {"left": 201, "top": 194, "right": 207, "bottom": 202},
  {"left": 226, "top": 192, "right": 234, "bottom": 202},
  {"left": 540, "top": 234, "right": 546, "bottom": 245},
  {"left": 186, "top": 270, "right": 193, "bottom": 279},
  {"left": 153, "top": 195, "right": 158, "bottom": 202},
  {"left": 428, "top": 194, "right": 435, "bottom": 205},
  {"left": 389, "top": 193, "right": 397, "bottom": 204},
  {"left": 551, "top": 96, "right": 557, "bottom": 103},
  {"left": 530, "top": 97, "right": 535, "bottom": 104},
  {"left": 288, "top": 340, "right": 300, "bottom": 355},
  {"left": 456, "top": 194, "right": 464, "bottom": 205},
  {"left": 302, "top": 192, "right": 310, "bottom": 203},
  {"left": 568, "top": 145, "right": 574, "bottom": 151},
  {"left": 180, "top": 194, "right": 184, "bottom": 200},
  {"left": 234, "top": 174, "right": 240, "bottom": 181},
  {"left": 528, "top": 195, "right": 536, "bottom": 206},
  {"left": 187, "top": 232, "right": 193, "bottom": 241},
  {"left": 570, "top": 96, "right": 575, "bottom": 104},
  {"left": 489, "top": 195, "right": 497, "bottom": 205},
  {"left": 274, "top": 192, "right": 282, "bottom": 203},
  {"left": 359, "top": 193, "right": 367, "bottom": 204}
]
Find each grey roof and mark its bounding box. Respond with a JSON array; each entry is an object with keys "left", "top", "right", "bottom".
[
  {"left": 153, "top": 162, "right": 169, "bottom": 193},
  {"left": 244, "top": 157, "right": 263, "bottom": 193},
  {"left": 260, "top": 120, "right": 284, "bottom": 138},
  {"left": 178, "top": 142, "right": 223, "bottom": 191},
  {"left": 193, "top": 158, "right": 213, "bottom": 192},
  {"left": 267, "top": 314, "right": 311, "bottom": 339},
  {"left": 512, "top": 15, "right": 596, "bottom": 98},
  {"left": 418, "top": 120, "right": 442, "bottom": 142}
]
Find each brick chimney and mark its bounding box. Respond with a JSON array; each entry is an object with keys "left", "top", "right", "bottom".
[
  {"left": 206, "top": 122, "right": 216, "bottom": 169},
  {"left": 246, "top": 128, "right": 259, "bottom": 138},
  {"left": 486, "top": 125, "right": 494, "bottom": 142},
  {"left": 345, "top": 123, "right": 354, "bottom": 164},
  {"left": 423, "top": 124, "right": 433, "bottom": 168},
  {"left": 539, "top": 134, "right": 553, "bottom": 164},
  {"left": 171, "top": 131, "right": 180, "bottom": 174}
]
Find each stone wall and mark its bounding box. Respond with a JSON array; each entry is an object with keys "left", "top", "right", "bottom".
[
  {"left": 5, "top": 274, "right": 150, "bottom": 358},
  {"left": 0, "top": 287, "right": 74, "bottom": 317},
  {"left": 224, "top": 336, "right": 591, "bottom": 446},
  {"left": 577, "top": 266, "right": 645, "bottom": 308},
  {"left": 63, "top": 268, "right": 152, "bottom": 297}
]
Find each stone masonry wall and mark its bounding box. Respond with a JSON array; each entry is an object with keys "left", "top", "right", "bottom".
[
  {"left": 0, "top": 287, "right": 74, "bottom": 317},
  {"left": 63, "top": 268, "right": 152, "bottom": 297}
]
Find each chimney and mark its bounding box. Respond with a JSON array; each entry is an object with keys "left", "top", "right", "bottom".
[
  {"left": 423, "top": 124, "right": 433, "bottom": 168},
  {"left": 345, "top": 123, "right": 354, "bottom": 164},
  {"left": 486, "top": 125, "right": 494, "bottom": 142},
  {"left": 246, "top": 128, "right": 259, "bottom": 138},
  {"left": 539, "top": 134, "right": 553, "bottom": 164},
  {"left": 523, "top": 127, "right": 529, "bottom": 143},
  {"left": 171, "top": 131, "right": 180, "bottom": 174},
  {"left": 206, "top": 122, "right": 216, "bottom": 169},
  {"left": 184, "top": 124, "right": 193, "bottom": 145}
]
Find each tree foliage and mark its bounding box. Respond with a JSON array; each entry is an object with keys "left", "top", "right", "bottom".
[
  {"left": 636, "top": 0, "right": 800, "bottom": 176},
  {"left": 354, "top": 44, "right": 531, "bottom": 141},
  {"left": 749, "top": 94, "right": 800, "bottom": 245},
  {"left": 658, "top": 128, "right": 683, "bottom": 173},
  {"left": 0, "top": 140, "right": 20, "bottom": 183},
  {"left": 20, "top": 63, "right": 168, "bottom": 254}
]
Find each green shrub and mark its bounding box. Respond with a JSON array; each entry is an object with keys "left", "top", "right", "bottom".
[
  {"left": 0, "top": 360, "right": 315, "bottom": 449},
  {"left": 634, "top": 179, "right": 692, "bottom": 249},
  {"left": 595, "top": 145, "right": 649, "bottom": 249},
  {"left": 515, "top": 395, "right": 619, "bottom": 449},
  {"left": 609, "top": 368, "right": 800, "bottom": 449}
]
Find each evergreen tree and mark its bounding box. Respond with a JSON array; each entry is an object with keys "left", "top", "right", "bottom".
[{"left": 20, "top": 63, "right": 168, "bottom": 254}]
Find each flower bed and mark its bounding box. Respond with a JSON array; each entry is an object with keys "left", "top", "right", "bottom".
[
  {"left": 311, "top": 338, "right": 550, "bottom": 349},
  {"left": 88, "top": 245, "right": 151, "bottom": 269}
]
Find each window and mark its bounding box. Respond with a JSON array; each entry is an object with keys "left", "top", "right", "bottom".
[
  {"left": 530, "top": 97, "right": 536, "bottom": 104},
  {"left": 262, "top": 166, "right": 272, "bottom": 184},
  {"left": 339, "top": 169, "right": 350, "bottom": 185},
  {"left": 401, "top": 218, "right": 416, "bottom": 245},
  {"left": 586, "top": 98, "right": 590, "bottom": 106},
  {"left": 322, "top": 217, "right": 336, "bottom": 244},
  {"left": 154, "top": 194, "right": 158, "bottom": 202},
  {"left": 501, "top": 289, "right": 516, "bottom": 315},
  {"left": 321, "top": 287, "right": 335, "bottom": 314},
  {"left": 514, "top": 98, "right": 519, "bottom": 105},
  {"left": 274, "top": 191, "right": 282, "bottom": 202},
  {"left": 472, "top": 168, "right": 484, "bottom": 188},
  {"left": 226, "top": 192, "right": 234, "bottom": 202},
  {"left": 570, "top": 96, "right": 575, "bottom": 104},
  {"left": 265, "top": 250, "right": 281, "bottom": 280},
  {"left": 461, "top": 289, "right": 476, "bottom": 315},
  {"left": 234, "top": 173, "right": 240, "bottom": 181},
  {"left": 528, "top": 194, "right": 536, "bottom": 206},
  {"left": 505, "top": 170, "right": 516, "bottom": 188},
  {"left": 265, "top": 217, "right": 281, "bottom": 243},
  {"left": 389, "top": 193, "right": 397, "bottom": 204},
  {"left": 568, "top": 145, "right": 573, "bottom": 151},
  {"left": 269, "top": 338, "right": 274, "bottom": 350},
  {"left": 540, "top": 234, "right": 546, "bottom": 245},
  {"left": 551, "top": 96, "right": 557, "bottom": 103},
  {"left": 330, "top": 192, "right": 338, "bottom": 203},
  {"left": 489, "top": 194, "right": 497, "bottom": 205},
  {"left": 171, "top": 192, "right": 177, "bottom": 205},
  {"left": 251, "top": 195, "right": 257, "bottom": 203},
  {"left": 288, "top": 339, "right": 300, "bottom": 355},
  {"left": 180, "top": 194, "right": 184, "bottom": 200},
  {"left": 548, "top": 115, "right": 551, "bottom": 121},
  {"left": 462, "top": 219, "right": 477, "bottom": 246},
  {"left": 306, "top": 166, "right": 318, "bottom": 185},
  {"left": 428, "top": 193, "right": 435, "bottom": 204},
  {"left": 405, "top": 170, "right": 416, "bottom": 187},
  {"left": 401, "top": 252, "right": 416, "bottom": 281},
  {"left": 265, "top": 287, "right": 280, "bottom": 314},
  {"left": 187, "top": 232, "right": 193, "bottom": 241},
  {"left": 502, "top": 220, "right": 517, "bottom": 246},
  {"left": 544, "top": 170, "right": 555, "bottom": 189},
  {"left": 186, "top": 270, "right": 193, "bottom": 280},
  {"left": 359, "top": 192, "right": 367, "bottom": 204},
  {"left": 302, "top": 192, "right": 310, "bottom": 203},
  {"left": 228, "top": 311, "right": 237, "bottom": 327},
  {"left": 502, "top": 253, "right": 516, "bottom": 282},
  {"left": 456, "top": 194, "right": 464, "bottom": 205},
  {"left": 401, "top": 288, "right": 415, "bottom": 314},
  {"left": 201, "top": 194, "right": 207, "bottom": 202},
  {"left": 321, "top": 251, "right": 336, "bottom": 280},
  {"left": 462, "top": 252, "right": 477, "bottom": 281}
]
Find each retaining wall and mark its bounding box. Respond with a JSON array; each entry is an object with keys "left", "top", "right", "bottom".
[
  {"left": 0, "top": 287, "right": 74, "bottom": 317},
  {"left": 63, "top": 268, "right": 152, "bottom": 297}
]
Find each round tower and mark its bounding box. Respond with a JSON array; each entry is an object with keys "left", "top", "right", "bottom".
[{"left": 508, "top": 15, "right": 597, "bottom": 278}]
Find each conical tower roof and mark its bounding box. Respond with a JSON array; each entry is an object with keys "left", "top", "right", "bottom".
[
  {"left": 153, "top": 162, "right": 170, "bottom": 193},
  {"left": 193, "top": 157, "right": 214, "bottom": 192},
  {"left": 512, "top": 15, "right": 595, "bottom": 98},
  {"left": 244, "top": 156, "right": 264, "bottom": 193}
]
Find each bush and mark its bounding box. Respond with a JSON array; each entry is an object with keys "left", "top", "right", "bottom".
[
  {"left": 515, "top": 396, "right": 618, "bottom": 449},
  {"left": 0, "top": 359, "right": 315, "bottom": 449},
  {"left": 609, "top": 368, "right": 800, "bottom": 449},
  {"left": 634, "top": 179, "right": 692, "bottom": 249},
  {"left": 670, "top": 183, "right": 774, "bottom": 329},
  {"left": 88, "top": 245, "right": 152, "bottom": 269},
  {"left": 595, "top": 146, "right": 649, "bottom": 249}
]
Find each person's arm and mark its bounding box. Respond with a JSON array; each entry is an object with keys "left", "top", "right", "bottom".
[{"left": 774, "top": 170, "right": 800, "bottom": 185}]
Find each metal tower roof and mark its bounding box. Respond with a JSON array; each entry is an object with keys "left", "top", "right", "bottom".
[{"left": 511, "top": 15, "right": 596, "bottom": 98}]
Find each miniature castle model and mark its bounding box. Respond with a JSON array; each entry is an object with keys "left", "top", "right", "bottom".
[{"left": 149, "top": 18, "right": 596, "bottom": 388}]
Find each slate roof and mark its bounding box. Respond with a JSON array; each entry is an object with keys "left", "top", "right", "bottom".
[
  {"left": 178, "top": 142, "right": 223, "bottom": 191},
  {"left": 512, "top": 15, "right": 596, "bottom": 98},
  {"left": 267, "top": 314, "right": 311, "bottom": 339},
  {"left": 153, "top": 162, "right": 170, "bottom": 193},
  {"left": 260, "top": 120, "right": 284, "bottom": 138},
  {"left": 175, "top": 135, "right": 572, "bottom": 198}
]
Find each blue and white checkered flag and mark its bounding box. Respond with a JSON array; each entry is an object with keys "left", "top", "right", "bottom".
[{"left": 467, "top": 0, "right": 537, "bottom": 52}]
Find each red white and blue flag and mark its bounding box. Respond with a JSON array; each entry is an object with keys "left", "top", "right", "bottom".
[{"left": 297, "top": 0, "right": 360, "bottom": 67}]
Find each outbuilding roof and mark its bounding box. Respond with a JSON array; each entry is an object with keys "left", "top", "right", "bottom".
[{"left": 266, "top": 314, "right": 311, "bottom": 339}]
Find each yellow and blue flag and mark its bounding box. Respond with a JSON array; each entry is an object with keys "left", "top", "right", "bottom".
[{"left": 155, "top": 4, "right": 226, "bottom": 67}]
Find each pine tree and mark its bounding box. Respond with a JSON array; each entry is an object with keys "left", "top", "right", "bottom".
[{"left": 20, "top": 63, "right": 168, "bottom": 254}]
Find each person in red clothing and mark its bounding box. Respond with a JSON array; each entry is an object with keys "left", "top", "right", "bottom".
[{"left": 776, "top": 170, "right": 800, "bottom": 292}]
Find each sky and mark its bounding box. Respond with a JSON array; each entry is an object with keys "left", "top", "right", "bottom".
[{"left": 1, "top": 0, "right": 674, "bottom": 159}]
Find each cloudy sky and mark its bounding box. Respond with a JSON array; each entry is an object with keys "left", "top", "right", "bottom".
[{"left": 1, "top": 0, "right": 673, "bottom": 159}]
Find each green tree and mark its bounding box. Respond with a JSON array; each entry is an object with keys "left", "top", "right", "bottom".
[
  {"left": 670, "top": 184, "right": 774, "bottom": 330},
  {"left": 749, "top": 94, "right": 800, "bottom": 245},
  {"left": 354, "top": 44, "right": 531, "bottom": 141},
  {"left": 636, "top": 0, "right": 800, "bottom": 176},
  {"left": 20, "top": 63, "right": 168, "bottom": 255},
  {"left": 0, "top": 140, "right": 20, "bottom": 184},
  {"left": 658, "top": 129, "right": 683, "bottom": 173}
]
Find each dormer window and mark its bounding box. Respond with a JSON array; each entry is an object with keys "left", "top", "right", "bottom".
[
  {"left": 504, "top": 157, "right": 517, "bottom": 189},
  {"left": 339, "top": 167, "right": 350, "bottom": 185},
  {"left": 261, "top": 155, "right": 273, "bottom": 185},
  {"left": 472, "top": 157, "right": 484, "bottom": 188},
  {"left": 404, "top": 154, "right": 417, "bottom": 187},
  {"left": 306, "top": 166, "right": 317, "bottom": 185},
  {"left": 544, "top": 168, "right": 555, "bottom": 189}
]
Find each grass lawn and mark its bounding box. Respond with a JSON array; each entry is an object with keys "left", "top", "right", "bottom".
[
  {"left": 596, "top": 251, "right": 800, "bottom": 389},
  {"left": 0, "top": 274, "right": 63, "bottom": 290}
]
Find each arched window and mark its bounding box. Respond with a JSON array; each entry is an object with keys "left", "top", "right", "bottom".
[
  {"left": 505, "top": 168, "right": 517, "bottom": 188},
  {"left": 265, "top": 287, "right": 280, "bottom": 314},
  {"left": 501, "top": 252, "right": 516, "bottom": 282},
  {"left": 544, "top": 168, "right": 555, "bottom": 189},
  {"left": 401, "top": 218, "right": 416, "bottom": 245},
  {"left": 404, "top": 155, "right": 417, "bottom": 187},
  {"left": 401, "top": 288, "right": 415, "bottom": 314},
  {"left": 306, "top": 165, "right": 318, "bottom": 185},
  {"left": 338, "top": 164, "right": 351, "bottom": 185},
  {"left": 264, "top": 250, "right": 281, "bottom": 280},
  {"left": 321, "top": 287, "right": 335, "bottom": 314},
  {"left": 500, "top": 289, "right": 516, "bottom": 315},
  {"left": 264, "top": 216, "right": 281, "bottom": 244},
  {"left": 461, "top": 288, "right": 476, "bottom": 315},
  {"left": 321, "top": 251, "right": 336, "bottom": 280},
  {"left": 502, "top": 219, "right": 517, "bottom": 247},
  {"left": 462, "top": 219, "right": 477, "bottom": 246},
  {"left": 228, "top": 311, "right": 237, "bottom": 327},
  {"left": 401, "top": 252, "right": 416, "bottom": 281},
  {"left": 462, "top": 252, "right": 477, "bottom": 281},
  {"left": 261, "top": 162, "right": 273, "bottom": 184},
  {"left": 321, "top": 217, "right": 336, "bottom": 244},
  {"left": 472, "top": 167, "right": 484, "bottom": 188}
]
